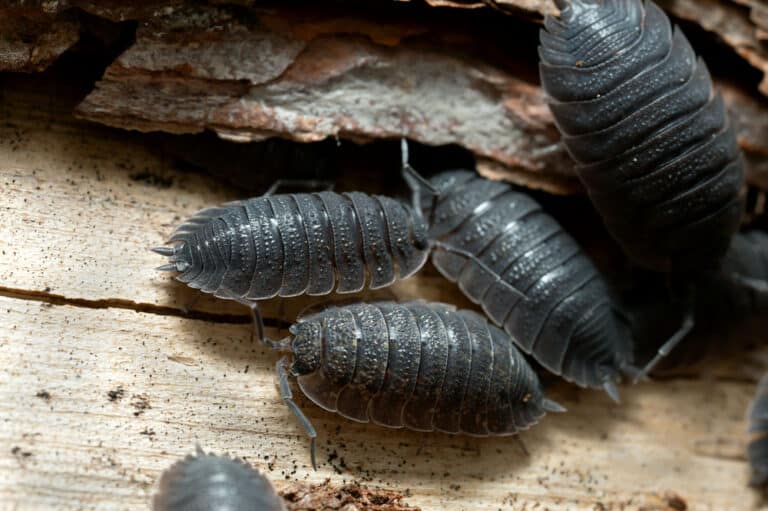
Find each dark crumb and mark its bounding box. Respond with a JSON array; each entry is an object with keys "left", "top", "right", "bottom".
[
  {"left": 35, "top": 390, "right": 51, "bottom": 401},
  {"left": 280, "top": 480, "right": 420, "bottom": 511},
  {"left": 449, "top": 484, "right": 461, "bottom": 491},
  {"left": 664, "top": 492, "right": 687, "bottom": 511},
  {"left": 107, "top": 386, "right": 125, "bottom": 402},
  {"left": 326, "top": 450, "right": 348, "bottom": 474},
  {"left": 11, "top": 446, "right": 32, "bottom": 458},
  {"left": 129, "top": 171, "right": 174, "bottom": 188},
  {"left": 130, "top": 394, "right": 151, "bottom": 416},
  {"left": 139, "top": 428, "right": 155, "bottom": 437}
]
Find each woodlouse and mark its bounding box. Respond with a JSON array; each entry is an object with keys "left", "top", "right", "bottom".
[
  {"left": 153, "top": 447, "right": 285, "bottom": 511},
  {"left": 154, "top": 190, "right": 430, "bottom": 338},
  {"left": 271, "top": 300, "right": 565, "bottom": 468},
  {"left": 538, "top": 0, "right": 745, "bottom": 275},
  {"left": 749, "top": 373, "right": 768, "bottom": 488},
  {"left": 410, "top": 167, "right": 636, "bottom": 400}
]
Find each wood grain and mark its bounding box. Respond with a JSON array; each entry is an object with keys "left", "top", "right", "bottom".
[
  {"left": 1, "top": 76, "right": 767, "bottom": 510},
  {"left": 0, "top": 296, "right": 762, "bottom": 510}
]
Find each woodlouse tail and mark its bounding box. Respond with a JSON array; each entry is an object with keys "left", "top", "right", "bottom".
[
  {"left": 542, "top": 399, "right": 567, "bottom": 413},
  {"left": 152, "top": 244, "right": 191, "bottom": 273},
  {"left": 154, "top": 205, "right": 235, "bottom": 292}
]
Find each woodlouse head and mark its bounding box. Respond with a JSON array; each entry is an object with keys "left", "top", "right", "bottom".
[{"left": 289, "top": 322, "right": 322, "bottom": 375}]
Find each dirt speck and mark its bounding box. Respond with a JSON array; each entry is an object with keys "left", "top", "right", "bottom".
[
  {"left": 107, "top": 386, "right": 125, "bottom": 402},
  {"left": 167, "top": 355, "right": 197, "bottom": 366},
  {"left": 131, "top": 394, "right": 151, "bottom": 416},
  {"left": 664, "top": 492, "right": 687, "bottom": 511},
  {"left": 35, "top": 390, "right": 51, "bottom": 401},
  {"left": 11, "top": 446, "right": 32, "bottom": 458},
  {"left": 281, "top": 480, "right": 419, "bottom": 511}
]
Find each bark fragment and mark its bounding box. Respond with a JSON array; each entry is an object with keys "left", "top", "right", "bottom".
[
  {"left": 0, "top": 9, "right": 79, "bottom": 72},
  {"left": 74, "top": 3, "right": 768, "bottom": 192}
]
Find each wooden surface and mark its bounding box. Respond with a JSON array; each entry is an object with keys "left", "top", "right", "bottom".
[{"left": 1, "top": 78, "right": 767, "bottom": 511}]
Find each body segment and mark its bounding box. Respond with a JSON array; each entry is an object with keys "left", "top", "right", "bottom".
[
  {"left": 539, "top": 0, "right": 745, "bottom": 273},
  {"left": 423, "top": 170, "right": 634, "bottom": 396}
]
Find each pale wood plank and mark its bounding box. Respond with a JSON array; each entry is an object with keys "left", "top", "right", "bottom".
[
  {"left": 2, "top": 75, "right": 767, "bottom": 511},
  {"left": 0, "top": 85, "right": 471, "bottom": 324},
  {"left": 0, "top": 296, "right": 761, "bottom": 510}
]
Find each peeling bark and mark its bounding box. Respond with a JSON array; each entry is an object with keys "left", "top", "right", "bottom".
[
  {"left": 2, "top": 0, "right": 767, "bottom": 192},
  {"left": 74, "top": 3, "right": 768, "bottom": 192},
  {"left": 75, "top": 4, "right": 575, "bottom": 189}
]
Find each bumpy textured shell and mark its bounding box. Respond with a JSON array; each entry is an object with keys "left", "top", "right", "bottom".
[
  {"left": 425, "top": 170, "right": 633, "bottom": 391},
  {"left": 163, "top": 192, "right": 429, "bottom": 299},
  {"left": 289, "top": 301, "right": 556, "bottom": 435},
  {"left": 539, "top": 0, "right": 745, "bottom": 273},
  {"left": 749, "top": 374, "right": 768, "bottom": 487},
  {"left": 152, "top": 449, "right": 285, "bottom": 511},
  {"left": 721, "top": 231, "right": 768, "bottom": 285}
]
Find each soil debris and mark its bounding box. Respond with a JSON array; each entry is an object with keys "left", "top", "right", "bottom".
[{"left": 281, "top": 480, "right": 420, "bottom": 511}]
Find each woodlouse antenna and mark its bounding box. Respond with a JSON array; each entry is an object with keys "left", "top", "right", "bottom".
[{"left": 400, "top": 137, "right": 440, "bottom": 226}]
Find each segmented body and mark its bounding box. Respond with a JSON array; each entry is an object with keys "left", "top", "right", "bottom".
[
  {"left": 153, "top": 449, "right": 285, "bottom": 511},
  {"left": 161, "top": 192, "right": 429, "bottom": 299},
  {"left": 539, "top": 0, "right": 745, "bottom": 273},
  {"left": 288, "top": 301, "right": 559, "bottom": 435},
  {"left": 425, "top": 170, "right": 633, "bottom": 392}
]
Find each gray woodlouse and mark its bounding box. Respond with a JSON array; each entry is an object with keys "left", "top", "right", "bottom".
[
  {"left": 538, "top": 0, "right": 745, "bottom": 275},
  {"left": 409, "top": 167, "right": 637, "bottom": 401},
  {"left": 749, "top": 374, "right": 768, "bottom": 488},
  {"left": 153, "top": 190, "right": 430, "bottom": 338},
  {"left": 270, "top": 300, "right": 565, "bottom": 469},
  {"left": 153, "top": 447, "right": 285, "bottom": 511}
]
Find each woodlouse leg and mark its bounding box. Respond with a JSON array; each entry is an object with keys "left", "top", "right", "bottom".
[
  {"left": 276, "top": 357, "right": 318, "bottom": 471},
  {"left": 732, "top": 273, "right": 768, "bottom": 295},
  {"left": 215, "top": 288, "right": 267, "bottom": 345},
  {"left": 263, "top": 179, "right": 334, "bottom": 196},
  {"left": 431, "top": 241, "right": 527, "bottom": 300},
  {"left": 530, "top": 141, "right": 566, "bottom": 159},
  {"left": 636, "top": 310, "right": 695, "bottom": 382}
]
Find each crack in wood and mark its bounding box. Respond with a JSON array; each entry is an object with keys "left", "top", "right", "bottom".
[{"left": 0, "top": 285, "right": 291, "bottom": 329}]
